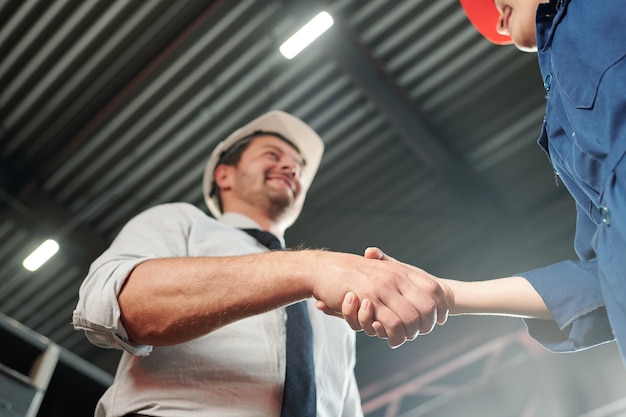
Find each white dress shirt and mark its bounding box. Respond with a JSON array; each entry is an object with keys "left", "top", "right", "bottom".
[{"left": 73, "top": 202, "right": 363, "bottom": 417}]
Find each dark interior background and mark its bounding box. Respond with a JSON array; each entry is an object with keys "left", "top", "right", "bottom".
[{"left": 2, "top": 1, "right": 626, "bottom": 416}]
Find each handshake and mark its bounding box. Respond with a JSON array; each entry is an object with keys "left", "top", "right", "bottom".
[
  {"left": 310, "top": 246, "right": 549, "bottom": 348},
  {"left": 311, "top": 247, "right": 453, "bottom": 349}
]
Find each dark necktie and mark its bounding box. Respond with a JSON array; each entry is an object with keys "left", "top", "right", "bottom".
[{"left": 241, "top": 229, "right": 316, "bottom": 417}]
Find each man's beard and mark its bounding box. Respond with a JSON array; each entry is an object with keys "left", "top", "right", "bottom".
[
  {"left": 265, "top": 189, "right": 297, "bottom": 220},
  {"left": 233, "top": 168, "right": 300, "bottom": 222}
]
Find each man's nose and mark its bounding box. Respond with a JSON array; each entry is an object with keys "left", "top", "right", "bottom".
[{"left": 279, "top": 157, "right": 300, "bottom": 177}]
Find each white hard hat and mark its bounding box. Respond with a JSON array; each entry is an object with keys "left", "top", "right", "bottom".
[{"left": 203, "top": 110, "right": 324, "bottom": 218}]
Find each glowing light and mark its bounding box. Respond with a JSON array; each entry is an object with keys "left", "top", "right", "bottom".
[
  {"left": 280, "top": 12, "right": 334, "bottom": 59},
  {"left": 23, "top": 239, "right": 59, "bottom": 271}
]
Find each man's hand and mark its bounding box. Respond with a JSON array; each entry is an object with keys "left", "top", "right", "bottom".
[{"left": 313, "top": 247, "right": 449, "bottom": 348}]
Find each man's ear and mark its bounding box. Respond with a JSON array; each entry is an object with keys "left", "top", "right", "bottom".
[{"left": 214, "top": 164, "right": 233, "bottom": 192}]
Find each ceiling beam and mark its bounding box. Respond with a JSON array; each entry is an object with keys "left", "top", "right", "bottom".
[{"left": 325, "top": 16, "right": 513, "bottom": 220}]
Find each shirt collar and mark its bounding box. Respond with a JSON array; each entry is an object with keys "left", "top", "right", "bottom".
[{"left": 219, "top": 212, "right": 286, "bottom": 247}]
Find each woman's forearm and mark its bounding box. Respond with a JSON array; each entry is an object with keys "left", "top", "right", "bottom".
[{"left": 439, "top": 276, "right": 552, "bottom": 320}]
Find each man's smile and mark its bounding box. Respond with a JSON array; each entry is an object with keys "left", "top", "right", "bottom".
[{"left": 266, "top": 173, "right": 297, "bottom": 194}]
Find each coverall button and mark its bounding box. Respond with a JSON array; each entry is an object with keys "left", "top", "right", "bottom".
[
  {"left": 543, "top": 73, "right": 552, "bottom": 91},
  {"left": 599, "top": 205, "right": 611, "bottom": 225}
]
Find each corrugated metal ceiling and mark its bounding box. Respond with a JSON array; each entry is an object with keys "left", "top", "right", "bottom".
[{"left": 2, "top": 1, "right": 625, "bottom": 416}]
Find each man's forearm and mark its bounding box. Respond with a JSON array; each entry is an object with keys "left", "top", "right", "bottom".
[{"left": 118, "top": 251, "right": 313, "bottom": 346}]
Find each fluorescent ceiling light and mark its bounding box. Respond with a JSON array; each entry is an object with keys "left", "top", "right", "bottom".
[
  {"left": 280, "top": 11, "right": 334, "bottom": 59},
  {"left": 23, "top": 239, "right": 59, "bottom": 271}
]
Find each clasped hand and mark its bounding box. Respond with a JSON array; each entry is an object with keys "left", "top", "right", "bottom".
[{"left": 315, "top": 247, "right": 450, "bottom": 348}]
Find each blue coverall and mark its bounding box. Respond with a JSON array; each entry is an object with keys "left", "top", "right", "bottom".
[{"left": 519, "top": 0, "right": 626, "bottom": 361}]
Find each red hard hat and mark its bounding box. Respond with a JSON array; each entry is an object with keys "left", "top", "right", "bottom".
[{"left": 459, "top": 0, "right": 513, "bottom": 45}]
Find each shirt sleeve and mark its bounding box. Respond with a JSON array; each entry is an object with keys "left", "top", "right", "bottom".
[
  {"left": 520, "top": 258, "right": 614, "bottom": 352},
  {"left": 72, "top": 203, "right": 202, "bottom": 356}
]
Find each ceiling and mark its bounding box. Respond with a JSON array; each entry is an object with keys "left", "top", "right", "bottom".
[{"left": 2, "top": 1, "right": 626, "bottom": 416}]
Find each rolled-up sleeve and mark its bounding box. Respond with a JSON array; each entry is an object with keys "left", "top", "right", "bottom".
[{"left": 72, "top": 203, "right": 199, "bottom": 356}]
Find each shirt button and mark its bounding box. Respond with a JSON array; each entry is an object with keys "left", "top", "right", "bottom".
[
  {"left": 599, "top": 205, "right": 611, "bottom": 225},
  {"left": 543, "top": 73, "right": 552, "bottom": 91}
]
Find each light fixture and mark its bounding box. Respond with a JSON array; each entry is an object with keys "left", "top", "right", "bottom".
[
  {"left": 279, "top": 11, "right": 334, "bottom": 59},
  {"left": 23, "top": 239, "right": 59, "bottom": 271}
]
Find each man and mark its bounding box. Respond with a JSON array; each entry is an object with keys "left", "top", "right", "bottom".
[
  {"left": 73, "top": 110, "right": 449, "bottom": 416},
  {"left": 334, "top": 0, "right": 626, "bottom": 365}
]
